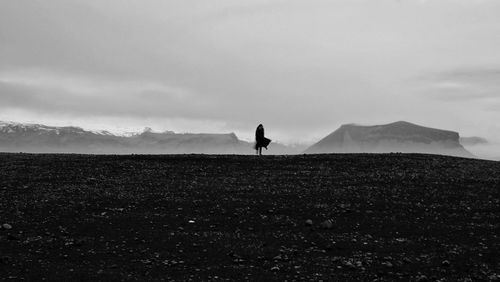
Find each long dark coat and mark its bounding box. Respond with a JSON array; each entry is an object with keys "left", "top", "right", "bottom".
[{"left": 255, "top": 125, "right": 271, "bottom": 149}]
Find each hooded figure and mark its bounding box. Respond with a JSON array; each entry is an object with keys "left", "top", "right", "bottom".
[{"left": 255, "top": 124, "right": 271, "bottom": 155}]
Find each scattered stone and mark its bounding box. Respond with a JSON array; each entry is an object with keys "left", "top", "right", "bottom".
[
  {"left": 488, "top": 274, "right": 500, "bottom": 281},
  {"left": 441, "top": 260, "right": 450, "bottom": 267},
  {"left": 2, "top": 223, "right": 12, "bottom": 230},
  {"left": 383, "top": 261, "right": 393, "bottom": 268},
  {"left": 320, "top": 219, "right": 333, "bottom": 229},
  {"left": 344, "top": 261, "right": 356, "bottom": 269},
  {"left": 271, "top": 266, "right": 280, "bottom": 271},
  {"left": 416, "top": 275, "right": 428, "bottom": 282},
  {"left": 305, "top": 219, "right": 313, "bottom": 226},
  {"left": 188, "top": 220, "right": 195, "bottom": 224}
]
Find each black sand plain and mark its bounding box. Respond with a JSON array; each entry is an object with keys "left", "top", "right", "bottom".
[{"left": 1, "top": 153, "right": 499, "bottom": 281}]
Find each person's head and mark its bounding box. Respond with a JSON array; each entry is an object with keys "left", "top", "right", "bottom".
[{"left": 258, "top": 124, "right": 263, "bottom": 129}]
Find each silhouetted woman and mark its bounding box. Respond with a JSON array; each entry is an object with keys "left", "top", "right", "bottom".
[{"left": 255, "top": 124, "right": 271, "bottom": 155}]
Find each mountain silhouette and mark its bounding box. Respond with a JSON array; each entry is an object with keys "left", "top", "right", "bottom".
[
  {"left": 304, "top": 121, "right": 473, "bottom": 158},
  {"left": 0, "top": 121, "right": 296, "bottom": 154}
]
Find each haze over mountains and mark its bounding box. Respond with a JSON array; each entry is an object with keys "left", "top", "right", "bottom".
[
  {"left": 0, "top": 121, "right": 297, "bottom": 154},
  {"left": 304, "top": 121, "right": 474, "bottom": 158},
  {"left": 0, "top": 120, "right": 489, "bottom": 158},
  {"left": 459, "top": 136, "right": 488, "bottom": 147}
]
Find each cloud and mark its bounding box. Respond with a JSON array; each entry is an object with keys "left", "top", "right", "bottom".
[
  {"left": 416, "top": 67, "right": 500, "bottom": 102},
  {"left": 0, "top": 69, "right": 214, "bottom": 119},
  {"left": 2, "top": 0, "right": 500, "bottom": 144}
]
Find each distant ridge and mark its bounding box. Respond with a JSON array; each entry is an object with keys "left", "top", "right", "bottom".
[
  {"left": 304, "top": 121, "right": 473, "bottom": 158},
  {"left": 0, "top": 121, "right": 295, "bottom": 154}
]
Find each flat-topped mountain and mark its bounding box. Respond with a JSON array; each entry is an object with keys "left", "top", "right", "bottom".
[{"left": 304, "top": 121, "right": 473, "bottom": 157}]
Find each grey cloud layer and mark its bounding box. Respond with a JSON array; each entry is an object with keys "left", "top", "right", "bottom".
[
  {"left": 2, "top": 0, "right": 500, "bottom": 142},
  {"left": 419, "top": 67, "right": 500, "bottom": 102}
]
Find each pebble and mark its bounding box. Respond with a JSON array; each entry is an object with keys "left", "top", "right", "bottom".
[
  {"left": 320, "top": 220, "right": 333, "bottom": 229},
  {"left": 305, "top": 219, "right": 313, "bottom": 226},
  {"left": 383, "top": 261, "right": 393, "bottom": 268},
  {"left": 2, "top": 223, "right": 12, "bottom": 230},
  {"left": 344, "top": 261, "right": 355, "bottom": 269},
  {"left": 416, "top": 275, "right": 428, "bottom": 282},
  {"left": 441, "top": 260, "right": 450, "bottom": 267},
  {"left": 488, "top": 274, "right": 500, "bottom": 281}
]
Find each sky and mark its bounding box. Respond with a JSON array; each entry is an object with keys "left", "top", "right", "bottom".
[{"left": 1, "top": 0, "right": 500, "bottom": 150}]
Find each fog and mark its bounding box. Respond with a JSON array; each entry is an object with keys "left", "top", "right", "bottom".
[{"left": 463, "top": 143, "right": 500, "bottom": 161}]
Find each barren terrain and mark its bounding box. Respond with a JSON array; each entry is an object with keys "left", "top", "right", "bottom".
[{"left": 1, "top": 153, "right": 499, "bottom": 281}]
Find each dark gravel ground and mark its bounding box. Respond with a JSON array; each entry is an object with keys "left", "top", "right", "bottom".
[{"left": 0, "top": 153, "right": 499, "bottom": 281}]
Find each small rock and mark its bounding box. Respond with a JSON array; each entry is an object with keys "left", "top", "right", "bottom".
[
  {"left": 305, "top": 219, "right": 313, "bottom": 226},
  {"left": 441, "top": 260, "right": 450, "bottom": 267},
  {"left": 383, "top": 261, "right": 393, "bottom": 268},
  {"left": 2, "top": 223, "right": 12, "bottom": 230},
  {"left": 271, "top": 266, "right": 280, "bottom": 271},
  {"left": 344, "top": 261, "right": 355, "bottom": 269},
  {"left": 188, "top": 220, "right": 195, "bottom": 224},
  {"left": 321, "top": 220, "right": 333, "bottom": 229},
  {"left": 416, "top": 275, "right": 428, "bottom": 282},
  {"left": 488, "top": 274, "right": 499, "bottom": 281}
]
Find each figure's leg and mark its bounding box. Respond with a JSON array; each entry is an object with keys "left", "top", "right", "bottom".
[{"left": 259, "top": 147, "right": 262, "bottom": 155}]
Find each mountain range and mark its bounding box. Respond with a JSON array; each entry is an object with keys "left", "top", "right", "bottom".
[
  {"left": 0, "top": 121, "right": 297, "bottom": 154},
  {"left": 0, "top": 121, "right": 481, "bottom": 157}
]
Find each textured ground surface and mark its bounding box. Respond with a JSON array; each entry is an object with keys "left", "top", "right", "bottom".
[{"left": 0, "top": 153, "right": 499, "bottom": 281}]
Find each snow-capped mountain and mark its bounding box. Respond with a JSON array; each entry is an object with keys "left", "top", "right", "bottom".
[
  {"left": 0, "top": 121, "right": 293, "bottom": 154},
  {"left": 0, "top": 121, "right": 111, "bottom": 136}
]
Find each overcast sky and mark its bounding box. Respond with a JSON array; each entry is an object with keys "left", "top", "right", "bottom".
[{"left": 1, "top": 0, "right": 500, "bottom": 145}]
